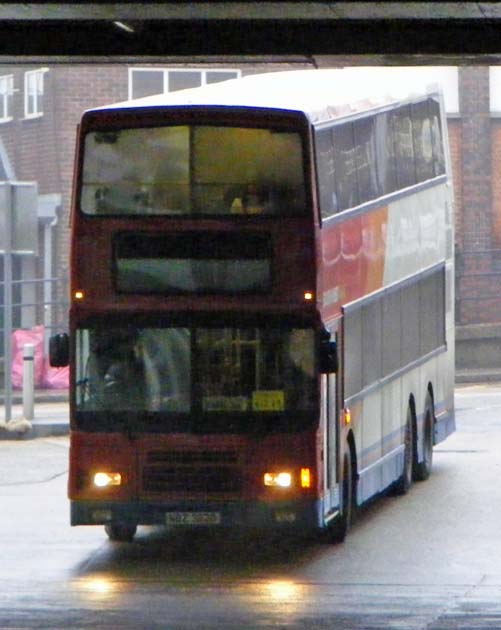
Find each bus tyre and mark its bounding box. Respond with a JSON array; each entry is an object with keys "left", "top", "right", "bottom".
[
  {"left": 415, "top": 396, "right": 434, "bottom": 481},
  {"left": 326, "top": 449, "right": 354, "bottom": 543},
  {"left": 105, "top": 523, "right": 137, "bottom": 542},
  {"left": 394, "top": 407, "right": 414, "bottom": 495}
]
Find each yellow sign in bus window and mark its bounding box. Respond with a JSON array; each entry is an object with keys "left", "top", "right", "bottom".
[{"left": 252, "top": 390, "right": 285, "bottom": 412}]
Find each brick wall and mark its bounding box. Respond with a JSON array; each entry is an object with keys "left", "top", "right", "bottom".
[
  {"left": 458, "top": 67, "right": 492, "bottom": 267},
  {"left": 491, "top": 120, "right": 501, "bottom": 249},
  {"left": 447, "top": 119, "right": 463, "bottom": 250},
  {"left": 454, "top": 67, "right": 501, "bottom": 325}
]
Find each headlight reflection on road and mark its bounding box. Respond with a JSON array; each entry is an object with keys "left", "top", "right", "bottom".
[
  {"left": 262, "top": 579, "right": 305, "bottom": 605},
  {"left": 250, "top": 579, "right": 306, "bottom": 621},
  {"left": 265, "top": 580, "right": 302, "bottom": 603},
  {"left": 75, "top": 575, "right": 124, "bottom": 601}
]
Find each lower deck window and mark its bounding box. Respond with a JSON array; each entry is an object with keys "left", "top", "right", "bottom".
[{"left": 75, "top": 325, "right": 316, "bottom": 417}]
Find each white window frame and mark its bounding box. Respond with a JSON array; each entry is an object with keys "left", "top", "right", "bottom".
[
  {"left": 128, "top": 67, "right": 241, "bottom": 100},
  {"left": 0, "top": 74, "right": 14, "bottom": 123},
  {"left": 24, "top": 68, "right": 48, "bottom": 119}
]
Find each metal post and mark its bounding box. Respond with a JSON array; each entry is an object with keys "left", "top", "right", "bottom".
[
  {"left": 3, "top": 183, "right": 13, "bottom": 423},
  {"left": 22, "top": 343, "right": 34, "bottom": 421}
]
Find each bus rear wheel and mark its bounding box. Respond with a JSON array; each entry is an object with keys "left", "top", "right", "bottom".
[
  {"left": 415, "top": 395, "right": 434, "bottom": 481},
  {"left": 326, "top": 449, "right": 355, "bottom": 543},
  {"left": 105, "top": 523, "right": 137, "bottom": 542}
]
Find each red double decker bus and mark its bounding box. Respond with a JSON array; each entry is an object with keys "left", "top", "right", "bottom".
[{"left": 51, "top": 69, "right": 455, "bottom": 542}]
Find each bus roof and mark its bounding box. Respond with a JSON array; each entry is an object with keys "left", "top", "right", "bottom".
[{"left": 90, "top": 68, "right": 445, "bottom": 125}]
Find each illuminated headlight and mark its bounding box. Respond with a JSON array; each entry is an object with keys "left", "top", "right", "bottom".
[
  {"left": 264, "top": 472, "right": 292, "bottom": 488},
  {"left": 93, "top": 472, "right": 122, "bottom": 488}
]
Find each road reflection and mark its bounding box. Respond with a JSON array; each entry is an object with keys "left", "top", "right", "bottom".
[
  {"left": 72, "top": 528, "right": 323, "bottom": 584},
  {"left": 75, "top": 575, "right": 123, "bottom": 601},
  {"left": 70, "top": 530, "right": 318, "bottom": 626},
  {"left": 263, "top": 579, "right": 303, "bottom": 602}
]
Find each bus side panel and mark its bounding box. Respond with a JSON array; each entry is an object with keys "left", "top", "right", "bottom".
[
  {"left": 384, "top": 186, "right": 448, "bottom": 289},
  {"left": 357, "top": 381, "right": 405, "bottom": 504},
  {"left": 434, "top": 262, "right": 456, "bottom": 445},
  {"left": 358, "top": 392, "right": 382, "bottom": 503},
  {"left": 381, "top": 379, "right": 403, "bottom": 489},
  {"left": 320, "top": 207, "right": 388, "bottom": 321},
  {"left": 431, "top": 347, "right": 456, "bottom": 445}
]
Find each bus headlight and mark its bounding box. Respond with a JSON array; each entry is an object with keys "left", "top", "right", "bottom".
[
  {"left": 263, "top": 468, "right": 312, "bottom": 489},
  {"left": 264, "top": 472, "right": 292, "bottom": 488},
  {"left": 93, "top": 472, "right": 122, "bottom": 488}
]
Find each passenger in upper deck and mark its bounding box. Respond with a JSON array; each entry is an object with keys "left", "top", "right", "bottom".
[{"left": 227, "top": 183, "right": 273, "bottom": 215}]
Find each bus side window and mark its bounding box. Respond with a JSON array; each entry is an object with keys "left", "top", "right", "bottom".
[
  {"left": 354, "top": 116, "right": 380, "bottom": 204},
  {"left": 429, "top": 97, "right": 446, "bottom": 177},
  {"left": 315, "top": 127, "right": 337, "bottom": 219},
  {"left": 391, "top": 105, "right": 417, "bottom": 189},
  {"left": 411, "top": 100, "right": 435, "bottom": 182},
  {"left": 375, "top": 112, "right": 397, "bottom": 196},
  {"left": 332, "top": 123, "right": 358, "bottom": 212}
]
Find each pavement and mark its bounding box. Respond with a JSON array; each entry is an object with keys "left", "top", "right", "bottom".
[
  {"left": 0, "top": 389, "right": 69, "bottom": 440},
  {"left": 455, "top": 367, "right": 501, "bottom": 383}
]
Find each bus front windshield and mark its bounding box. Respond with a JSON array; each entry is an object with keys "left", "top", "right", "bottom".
[
  {"left": 75, "top": 326, "right": 316, "bottom": 431},
  {"left": 80, "top": 125, "right": 306, "bottom": 216}
]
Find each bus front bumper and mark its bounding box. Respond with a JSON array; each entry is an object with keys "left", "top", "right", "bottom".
[{"left": 70, "top": 498, "right": 323, "bottom": 531}]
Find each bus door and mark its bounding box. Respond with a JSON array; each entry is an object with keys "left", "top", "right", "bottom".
[{"left": 322, "top": 326, "right": 340, "bottom": 516}]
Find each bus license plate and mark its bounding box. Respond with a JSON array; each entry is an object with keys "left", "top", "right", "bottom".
[{"left": 165, "top": 512, "right": 221, "bottom": 526}]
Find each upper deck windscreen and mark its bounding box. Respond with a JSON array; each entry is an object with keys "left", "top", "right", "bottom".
[{"left": 80, "top": 125, "right": 306, "bottom": 217}]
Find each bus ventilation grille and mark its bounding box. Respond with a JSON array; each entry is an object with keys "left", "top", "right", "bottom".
[{"left": 142, "top": 450, "right": 243, "bottom": 494}]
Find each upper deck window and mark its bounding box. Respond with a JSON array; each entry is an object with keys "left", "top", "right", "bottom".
[
  {"left": 80, "top": 125, "right": 306, "bottom": 217},
  {"left": 316, "top": 96, "right": 446, "bottom": 219}
]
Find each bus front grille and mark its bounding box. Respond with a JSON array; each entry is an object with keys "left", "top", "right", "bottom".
[{"left": 142, "top": 450, "right": 243, "bottom": 495}]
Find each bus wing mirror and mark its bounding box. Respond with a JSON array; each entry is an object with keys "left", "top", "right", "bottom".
[
  {"left": 320, "top": 339, "right": 338, "bottom": 374},
  {"left": 49, "top": 333, "right": 69, "bottom": 367}
]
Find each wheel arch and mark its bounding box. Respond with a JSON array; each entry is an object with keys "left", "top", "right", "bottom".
[
  {"left": 425, "top": 381, "right": 436, "bottom": 445},
  {"left": 426, "top": 382, "right": 436, "bottom": 418},
  {"left": 346, "top": 429, "right": 358, "bottom": 501},
  {"left": 408, "top": 392, "right": 418, "bottom": 440}
]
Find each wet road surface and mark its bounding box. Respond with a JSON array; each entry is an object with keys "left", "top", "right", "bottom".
[{"left": 1, "top": 384, "right": 501, "bottom": 629}]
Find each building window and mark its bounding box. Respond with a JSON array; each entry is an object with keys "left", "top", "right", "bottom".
[
  {"left": 0, "top": 75, "right": 13, "bottom": 123},
  {"left": 24, "top": 69, "right": 47, "bottom": 118},
  {"left": 128, "top": 68, "right": 241, "bottom": 100}
]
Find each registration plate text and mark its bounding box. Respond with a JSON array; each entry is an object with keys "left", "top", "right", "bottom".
[{"left": 165, "top": 512, "right": 221, "bottom": 526}]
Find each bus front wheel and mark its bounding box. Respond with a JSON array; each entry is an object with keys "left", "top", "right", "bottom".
[{"left": 105, "top": 523, "right": 137, "bottom": 542}]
